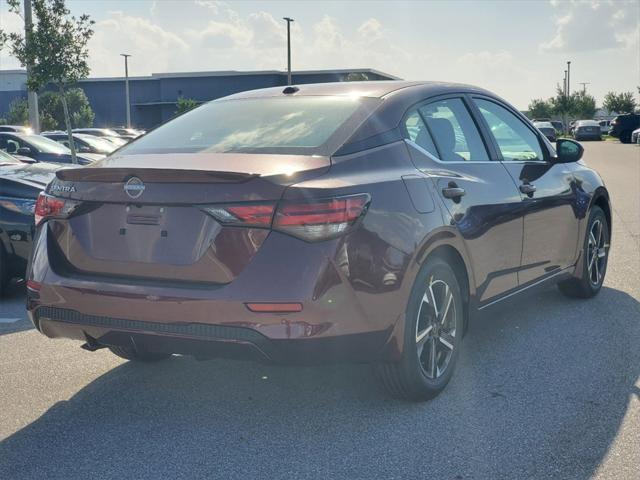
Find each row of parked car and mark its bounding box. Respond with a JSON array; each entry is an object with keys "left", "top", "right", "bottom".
[
  {"left": 532, "top": 113, "right": 640, "bottom": 144},
  {"left": 0, "top": 125, "right": 145, "bottom": 166},
  {"left": 0, "top": 125, "right": 144, "bottom": 292}
]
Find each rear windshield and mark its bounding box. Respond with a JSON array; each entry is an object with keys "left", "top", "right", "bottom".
[{"left": 119, "top": 96, "right": 380, "bottom": 156}]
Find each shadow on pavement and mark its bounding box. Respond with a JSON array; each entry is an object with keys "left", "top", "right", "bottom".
[{"left": 0, "top": 286, "right": 638, "bottom": 479}]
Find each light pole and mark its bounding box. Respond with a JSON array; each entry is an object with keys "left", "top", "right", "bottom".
[
  {"left": 282, "top": 17, "right": 294, "bottom": 86},
  {"left": 579, "top": 82, "right": 590, "bottom": 93},
  {"left": 24, "top": 0, "right": 40, "bottom": 133},
  {"left": 120, "top": 53, "right": 132, "bottom": 128},
  {"left": 566, "top": 61, "right": 571, "bottom": 97}
]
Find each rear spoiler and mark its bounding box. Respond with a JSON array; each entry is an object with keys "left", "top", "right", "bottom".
[{"left": 56, "top": 168, "right": 258, "bottom": 184}]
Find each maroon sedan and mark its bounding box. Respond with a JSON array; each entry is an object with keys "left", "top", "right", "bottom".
[{"left": 27, "top": 81, "right": 611, "bottom": 400}]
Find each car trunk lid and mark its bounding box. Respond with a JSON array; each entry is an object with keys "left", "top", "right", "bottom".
[{"left": 46, "top": 153, "right": 329, "bottom": 285}]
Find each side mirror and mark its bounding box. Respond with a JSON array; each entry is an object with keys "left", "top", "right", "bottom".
[
  {"left": 17, "top": 147, "right": 32, "bottom": 155},
  {"left": 555, "top": 139, "right": 583, "bottom": 163}
]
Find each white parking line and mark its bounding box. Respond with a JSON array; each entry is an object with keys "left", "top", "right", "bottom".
[{"left": 0, "top": 318, "right": 22, "bottom": 324}]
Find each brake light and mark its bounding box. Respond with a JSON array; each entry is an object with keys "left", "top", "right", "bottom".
[
  {"left": 273, "top": 194, "right": 370, "bottom": 241},
  {"left": 34, "top": 192, "right": 78, "bottom": 226},
  {"left": 201, "top": 203, "right": 275, "bottom": 227},
  {"left": 200, "top": 194, "right": 370, "bottom": 242}
]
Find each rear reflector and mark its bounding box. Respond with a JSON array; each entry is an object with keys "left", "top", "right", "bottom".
[
  {"left": 26, "top": 280, "right": 42, "bottom": 291},
  {"left": 245, "top": 303, "right": 303, "bottom": 313}
]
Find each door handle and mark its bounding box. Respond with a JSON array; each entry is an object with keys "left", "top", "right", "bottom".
[
  {"left": 442, "top": 185, "right": 466, "bottom": 200},
  {"left": 519, "top": 183, "right": 536, "bottom": 196}
]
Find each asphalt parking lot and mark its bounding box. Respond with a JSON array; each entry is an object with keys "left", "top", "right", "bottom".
[{"left": 1, "top": 141, "right": 638, "bottom": 480}]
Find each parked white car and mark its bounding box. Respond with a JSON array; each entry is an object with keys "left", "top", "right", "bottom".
[
  {"left": 599, "top": 120, "right": 611, "bottom": 134},
  {"left": 631, "top": 127, "right": 640, "bottom": 144}
]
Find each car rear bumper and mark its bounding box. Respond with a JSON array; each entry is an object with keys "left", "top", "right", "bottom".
[
  {"left": 26, "top": 225, "right": 405, "bottom": 364},
  {"left": 29, "top": 305, "right": 390, "bottom": 364}
]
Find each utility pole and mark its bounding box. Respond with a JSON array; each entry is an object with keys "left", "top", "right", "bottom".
[
  {"left": 120, "top": 54, "right": 132, "bottom": 128},
  {"left": 24, "top": 0, "right": 40, "bottom": 133},
  {"left": 563, "top": 70, "right": 567, "bottom": 96},
  {"left": 282, "top": 17, "right": 294, "bottom": 86},
  {"left": 579, "top": 82, "right": 590, "bottom": 93},
  {"left": 566, "top": 61, "right": 571, "bottom": 97}
]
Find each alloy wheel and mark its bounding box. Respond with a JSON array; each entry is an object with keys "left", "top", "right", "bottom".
[
  {"left": 587, "top": 219, "right": 608, "bottom": 286},
  {"left": 415, "top": 278, "right": 457, "bottom": 379}
]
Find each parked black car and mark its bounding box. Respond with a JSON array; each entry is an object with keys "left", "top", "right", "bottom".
[
  {"left": 608, "top": 113, "right": 640, "bottom": 143},
  {"left": 533, "top": 121, "right": 557, "bottom": 142},
  {"left": 0, "top": 152, "right": 63, "bottom": 293},
  {"left": 0, "top": 132, "right": 97, "bottom": 165},
  {"left": 550, "top": 121, "right": 564, "bottom": 134}
]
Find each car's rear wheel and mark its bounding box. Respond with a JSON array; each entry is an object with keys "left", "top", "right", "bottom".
[
  {"left": 620, "top": 130, "right": 631, "bottom": 143},
  {"left": 109, "top": 344, "right": 171, "bottom": 362},
  {"left": 559, "top": 206, "right": 609, "bottom": 298},
  {"left": 376, "top": 257, "right": 464, "bottom": 401},
  {"left": 0, "top": 246, "right": 8, "bottom": 297}
]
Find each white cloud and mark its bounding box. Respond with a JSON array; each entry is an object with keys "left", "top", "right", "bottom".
[
  {"left": 541, "top": 0, "right": 638, "bottom": 52},
  {"left": 88, "top": 11, "right": 189, "bottom": 76}
]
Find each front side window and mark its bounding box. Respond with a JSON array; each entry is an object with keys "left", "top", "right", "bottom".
[
  {"left": 474, "top": 98, "right": 544, "bottom": 161},
  {"left": 418, "top": 98, "right": 489, "bottom": 162},
  {"left": 120, "top": 96, "right": 380, "bottom": 156}
]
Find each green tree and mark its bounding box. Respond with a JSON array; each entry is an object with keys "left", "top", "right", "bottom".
[
  {"left": 527, "top": 98, "right": 553, "bottom": 119},
  {"left": 603, "top": 91, "right": 637, "bottom": 114},
  {"left": 5, "top": 97, "right": 29, "bottom": 125},
  {"left": 571, "top": 90, "right": 596, "bottom": 119},
  {"left": 175, "top": 96, "right": 199, "bottom": 115},
  {"left": 2, "top": 0, "right": 94, "bottom": 163},
  {"left": 38, "top": 88, "right": 94, "bottom": 130},
  {"left": 550, "top": 85, "right": 575, "bottom": 118}
]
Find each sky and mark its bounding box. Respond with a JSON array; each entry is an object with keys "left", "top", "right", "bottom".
[{"left": 0, "top": 0, "right": 638, "bottom": 109}]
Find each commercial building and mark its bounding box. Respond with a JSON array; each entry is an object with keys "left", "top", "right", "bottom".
[{"left": 0, "top": 68, "right": 398, "bottom": 129}]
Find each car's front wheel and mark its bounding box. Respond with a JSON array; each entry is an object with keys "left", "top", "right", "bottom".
[
  {"left": 559, "top": 205, "right": 609, "bottom": 298},
  {"left": 376, "top": 257, "right": 464, "bottom": 401}
]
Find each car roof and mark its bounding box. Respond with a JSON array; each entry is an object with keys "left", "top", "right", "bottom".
[{"left": 221, "top": 80, "right": 496, "bottom": 100}]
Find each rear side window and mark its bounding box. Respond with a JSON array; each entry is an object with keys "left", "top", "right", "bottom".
[
  {"left": 418, "top": 99, "right": 489, "bottom": 162},
  {"left": 120, "top": 97, "right": 380, "bottom": 156},
  {"left": 474, "top": 98, "right": 544, "bottom": 161},
  {"left": 403, "top": 110, "right": 438, "bottom": 157}
]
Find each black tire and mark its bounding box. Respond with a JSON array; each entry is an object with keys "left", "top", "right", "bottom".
[
  {"left": 620, "top": 130, "right": 631, "bottom": 144},
  {"left": 109, "top": 344, "right": 171, "bottom": 362},
  {"left": 375, "top": 257, "right": 464, "bottom": 401},
  {"left": 558, "top": 206, "right": 609, "bottom": 298},
  {"left": 0, "top": 245, "right": 8, "bottom": 297}
]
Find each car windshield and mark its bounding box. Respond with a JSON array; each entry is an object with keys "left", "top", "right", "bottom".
[
  {"left": 119, "top": 96, "right": 380, "bottom": 156},
  {"left": 0, "top": 149, "right": 20, "bottom": 165},
  {"left": 23, "top": 135, "right": 71, "bottom": 154},
  {"left": 75, "top": 134, "right": 116, "bottom": 153},
  {"left": 577, "top": 120, "right": 599, "bottom": 126},
  {"left": 534, "top": 122, "right": 553, "bottom": 128}
]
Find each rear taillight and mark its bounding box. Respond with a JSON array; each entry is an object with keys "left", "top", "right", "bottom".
[
  {"left": 200, "top": 203, "right": 276, "bottom": 227},
  {"left": 273, "top": 194, "right": 370, "bottom": 241},
  {"left": 34, "top": 192, "right": 78, "bottom": 226},
  {"left": 200, "top": 193, "right": 370, "bottom": 242}
]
